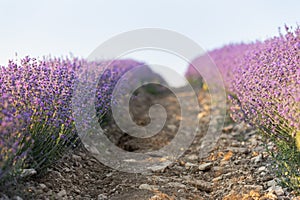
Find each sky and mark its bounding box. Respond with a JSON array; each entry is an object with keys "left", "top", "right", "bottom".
[{"left": 0, "top": 0, "right": 299, "bottom": 85}]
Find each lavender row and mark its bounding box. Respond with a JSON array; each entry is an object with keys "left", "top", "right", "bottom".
[
  {"left": 186, "top": 25, "right": 300, "bottom": 190},
  {"left": 187, "top": 26, "right": 299, "bottom": 145},
  {"left": 0, "top": 57, "right": 144, "bottom": 182}
]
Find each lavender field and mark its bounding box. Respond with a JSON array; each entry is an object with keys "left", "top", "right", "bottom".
[{"left": 0, "top": 25, "right": 299, "bottom": 199}]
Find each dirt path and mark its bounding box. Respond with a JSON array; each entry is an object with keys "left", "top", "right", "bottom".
[{"left": 3, "top": 88, "right": 299, "bottom": 200}]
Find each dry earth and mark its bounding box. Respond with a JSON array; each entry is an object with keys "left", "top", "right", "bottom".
[{"left": 1, "top": 87, "right": 300, "bottom": 200}]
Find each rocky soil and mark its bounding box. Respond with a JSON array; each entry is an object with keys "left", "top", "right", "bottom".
[{"left": 1, "top": 87, "right": 300, "bottom": 200}]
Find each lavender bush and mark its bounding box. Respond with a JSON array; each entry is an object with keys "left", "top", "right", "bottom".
[
  {"left": 186, "top": 25, "right": 300, "bottom": 191},
  {"left": 0, "top": 56, "right": 145, "bottom": 183},
  {"left": 0, "top": 93, "right": 31, "bottom": 182},
  {"left": 228, "top": 26, "right": 299, "bottom": 144},
  {"left": 229, "top": 26, "right": 300, "bottom": 190}
]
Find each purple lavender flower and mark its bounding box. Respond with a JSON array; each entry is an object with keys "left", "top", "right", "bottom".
[
  {"left": 186, "top": 26, "right": 300, "bottom": 145},
  {"left": 0, "top": 56, "right": 145, "bottom": 181}
]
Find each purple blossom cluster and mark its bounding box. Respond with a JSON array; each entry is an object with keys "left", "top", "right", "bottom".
[
  {"left": 186, "top": 26, "right": 300, "bottom": 146},
  {"left": 230, "top": 27, "right": 300, "bottom": 143},
  {"left": 185, "top": 43, "right": 252, "bottom": 86},
  {"left": 186, "top": 26, "right": 300, "bottom": 190},
  {"left": 0, "top": 56, "right": 144, "bottom": 181}
]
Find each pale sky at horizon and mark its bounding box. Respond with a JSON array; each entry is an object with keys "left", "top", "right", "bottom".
[{"left": 0, "top": 0, "right": 299, "bottom": 82}]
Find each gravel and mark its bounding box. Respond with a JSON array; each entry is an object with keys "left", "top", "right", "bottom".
[{"left": 1, "top": 89, "right": 299, "bottom": 199}]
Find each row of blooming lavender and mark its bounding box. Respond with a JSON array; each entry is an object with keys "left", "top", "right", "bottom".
[
  {"left": 0, "top": 57, "right": 146, "bottom": 183},
  {"left": 186, "top": 26, "right": 300, "bottom": 190}
]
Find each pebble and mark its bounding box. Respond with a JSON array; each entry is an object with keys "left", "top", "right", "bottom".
[
  {"left": 139, "top": 184, "right": 159, "bottom": 191},
  {"left": 268, "top": 185, "right": 285, "bottom": 196},
  {"left": 220, "top": 160, "right": 229, "bottom": 166},
  {"left": 63, "top": 167, "right": 71, "bottom": 172},
  {"left": 265, "top": 192, "right": 278, "bottom": 199},
  {"left": 267, "top": 179, "right": 277, "bottom": 187},
  {"left": 226, "top": 147, "right": 249, "bottom": 154},
  {"left": 251, "top": 154, "right": 263, "bottom": 164},
  {"left": 212, "top": 176, "right": 223, "bottom": 182},
  {"left": 274, "top": 186, "right": 285, "bottom": 196},
  {"left": 262, "top": 175, "right": 273, "bottom": 182},
  {"left": 98, "top": 194, "right": 108, "bottom": 200},
  {"left": 222, "top": 125, "right": 234, "bottom": 133},
  {"left": 167, "top": 124, "right": 177, "bottom": 132},
  {"left": 188, "top": 180, "right": 213, "bottom": 192},
  {"left": 12, "top": 197, "right": 23, "bottom": 200},
  {"left": 74, "top": 188, "right": 81, "bottom": 194},
  {"left": 257, "top": 166, "right": 266, "bottom": 172},
  {"left": 167, "top": 182, "right": 186, "bottom": 188},
  {"left": 74, "top": 161, "right": 82, "bottom": 168},
  {"left": 185, "top": 162, "right": 197, "bottom": 168},
  {"left": 212, "top": 166, "right": 224, "bottom": 171},
  {"left": 72, "top": 154, "right": 82, "bottom": 161},
  {"left": 39, "top": 183, "right": 47, "bottom": 190},
  {"left": 34, "top": 189, "right": 43, "bottom": 195},
  {"left": 106, "top": 172, "right": 113, "bottom": 177},
  {"left": 45, "top": 190, "right": 53, "bottom": 196},
  {"left": 260, "top": 171, "right": 267, "bottom": 176},
  {"left": 233, "top": 160, "right": 240, "bottom": 165},
  {"left": 77, "top": 152, "right": 86, "bottom": 159},
  {"left": 52, "top": 171, "right": 63, "bottom": 178},
  {"left": 87, "top": 161, "right": 94, "bottom": 166},
  {"left": 222, "top": 172, "right": 233, "bottom": 178},
  {"left": 198, "top": 162, "right": 213, "bottom": 171},
  {"left": 57, "top": 189, "right": 67, "bottom": 197},
  {"left": 244, "top": 184, "right": 263, "bottom": 191},
  {"left": 187, "top": 154, "right": 198, "bottom": 161},
  {"left": 20, "top": 169, "right": 37, "bottom": 178},
  {"left": 231, "top": 141, "right": 240, "bottom": 147}
]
